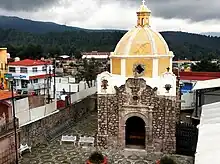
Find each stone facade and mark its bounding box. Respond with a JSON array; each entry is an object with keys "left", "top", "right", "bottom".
[
  {"left": 97, "top": 78, "right": 179, "bottom": 153},
  {"left": 19, "top": 95, "right": 96, "bottom": 146}
]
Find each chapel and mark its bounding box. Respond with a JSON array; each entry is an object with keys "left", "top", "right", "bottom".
[{"left": 96, "top": 0, "right": 180, "bottom": 153}]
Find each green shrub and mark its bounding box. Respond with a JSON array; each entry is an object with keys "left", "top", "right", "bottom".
[
  {"left": 88, "top": 151, "right": 104, "bottom": 164},
  {"left": 160, "top": 156, "right": 176, "bottom": 164}
]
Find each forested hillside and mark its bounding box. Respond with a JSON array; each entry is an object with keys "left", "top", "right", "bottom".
[{"left": 1, "top": 28, "right": 220, "bottom": 60}]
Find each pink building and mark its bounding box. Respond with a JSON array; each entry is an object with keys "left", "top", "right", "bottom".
[{"left": 0, "top": 90, "right": 19, "bottom": 164}]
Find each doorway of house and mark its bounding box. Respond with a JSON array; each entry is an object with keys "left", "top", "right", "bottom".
[{"left": 125, "top": 116, "right": 145, "bottom": 149}]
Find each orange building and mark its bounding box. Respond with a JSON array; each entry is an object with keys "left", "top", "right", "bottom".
[{"left": 0, "top": 48, "right": 8, "bottom": 89}]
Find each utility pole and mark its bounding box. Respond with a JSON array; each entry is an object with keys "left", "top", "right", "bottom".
[
  {"left": 53, "top": 57, "right": 56, "bottom": 99},
  {"left": 10, "top": 80, "right": 18, "bottom": 164}
]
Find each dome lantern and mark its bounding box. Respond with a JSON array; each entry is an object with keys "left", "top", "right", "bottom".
[{"left": 137, "top": 0, "right": 151, "bottom": 27}]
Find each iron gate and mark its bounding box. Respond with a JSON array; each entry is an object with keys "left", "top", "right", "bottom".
[{"left": 176, "top": 122, "right": 198, "bottom": 156}]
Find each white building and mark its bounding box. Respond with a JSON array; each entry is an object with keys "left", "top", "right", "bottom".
[
  {"left": 82, "top": 51, "right": 110, "bottom": 59},
  {"left": 6, "top": 59, "right": 53, "bottom": 95}
]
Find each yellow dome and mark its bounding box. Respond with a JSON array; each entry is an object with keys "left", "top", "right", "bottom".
[
  {"left": 114, "top": 27, "right": 169, "bottom": 56},
  {"left": 110, "top": 1, "right": 174, "bottom": 78}
]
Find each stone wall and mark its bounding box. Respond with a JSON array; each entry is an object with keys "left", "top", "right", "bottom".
[
  {"left": 97, "top": 95, "right": 118, "bottom": 149},
  {"left": 19, "top": 95, "right": 96, "bottom": 146},
  {"left": 97, "top": 78, "right": 180, "bottom": 153}
]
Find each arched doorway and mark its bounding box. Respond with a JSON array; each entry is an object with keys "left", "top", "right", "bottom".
[{"left": 125, "top": 116, "right": 145, "bottom": 149}]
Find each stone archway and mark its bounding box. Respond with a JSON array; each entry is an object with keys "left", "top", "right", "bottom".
[{"left": 125, "top": 116, "right": 145, "bottom": 149}]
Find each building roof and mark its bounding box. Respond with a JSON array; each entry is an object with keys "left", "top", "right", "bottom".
[
  {"left": 9, "top": 59, "right": 52, "bottom": 66},
  {"left": 192, "top": 78, "right": 220, "bottom": 90},
  {"left": 179, "top": 72, "right": 220, "bottom": 81},
  {"left": 112, "top": 27, "right": 170, "bottom": 56},
  {"left": 59, "top": 55, "right": 70, "bottom": 59},
  {"left": 0, "top": 90, "right": 17, "bottom": 101},
  {"left": 195, "top": 101, "right": 220, "bottom": 164}
]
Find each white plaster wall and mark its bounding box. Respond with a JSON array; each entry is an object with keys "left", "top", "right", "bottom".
[
  {"left": 70, "top": 86, "right": 96, "bottom": 103},
  {"left": 195, "top": 101, "right": 220, "bottom": 164},
  {"left": 30, "top": 106, "right": 46, "bottom": 121},
  {"left": 97, "top": 71, "right": 176, "bottom": 96},
  {"left": 15, "top": 98, "right": 29, "bottom": 113}
]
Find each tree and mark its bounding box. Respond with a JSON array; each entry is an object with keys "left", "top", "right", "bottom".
[
  {"left": 75, "top": 58, "right": 100, "bottom": 87},
  {"left": 74, "top": 50, "right": 82, "bottom": 59},
  {"left": 191, "top": 59, "right": 220, "bottom": 72}
]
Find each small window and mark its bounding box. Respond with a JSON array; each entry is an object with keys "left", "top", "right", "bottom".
[
  {"left": 33, "top": 79, "right": 38, "bottom": 83},
  {"left": 20, "top": 67, "right": 27, "bottom": 73},
  {"left": 9, "top": 67, "right": 16, "bottom": 72},
  {"left": 135, "top": 65, "right": 145, "bottom": 74},
  {"left": 42, "top": 66, "right": 46, "bottom": 71},
  {"left": 32, "top": 67, "right": 38, "bottom": 72},
  {"left": 1, "top": 63, "right": 3, "bottom": 70}
]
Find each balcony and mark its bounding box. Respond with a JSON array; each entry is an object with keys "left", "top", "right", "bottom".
[{"left": 0, "top": 118, "right": 18, "bottom": 136}]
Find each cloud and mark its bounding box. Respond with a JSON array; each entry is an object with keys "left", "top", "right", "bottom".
[
  {"left": 1, "top": 0, "right": 220, "bottom": 22},
  {"left": 0, "top": 0, "right": 60, "bottom": 11},
  {"left": 0, "top": 0, "right": 220, "bottom": 33}
]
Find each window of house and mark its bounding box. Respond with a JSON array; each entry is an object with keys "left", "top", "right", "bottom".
[
  {"left": 33, "top": 79, "right": 38, "bottom": 83},
  {"left": 32, "top": 67, "right": 38, "bottom": 72},
  {"left": 42, "top": 66, "right": 46, "bottom": 71},
  {"left": 9, "top": 67, "right": 16, "bottom": 72},
  {"left": 1, "top": 63, "right": 3, "bottom": 70},
  {"left": 20, "top": 67, "right": 27, "bottom": 73}
]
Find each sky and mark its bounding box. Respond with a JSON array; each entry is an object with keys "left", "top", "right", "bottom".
[{"left": 0, "top": 0, "right": 220, "bottom": 33}]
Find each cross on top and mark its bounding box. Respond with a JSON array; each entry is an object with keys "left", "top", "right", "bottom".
[{"left": 142, "top": 0, "right": 146, "bottom": 5}]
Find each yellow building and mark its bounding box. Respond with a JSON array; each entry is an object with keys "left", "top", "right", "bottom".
[
  {"left": 0, "top": 48, "right": 8, "bottom": 89},
  {"left": 110, "top": 0, "right": 174, "bottom": 78}
]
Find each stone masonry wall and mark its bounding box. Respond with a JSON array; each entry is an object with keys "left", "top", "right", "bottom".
[
  {"left": 97, "top": 95, "right": 119, "bottom": 149},
  {"left": 19, "top": 95, "right": 96, "bottom": 147},
  {"left": 97, "top": 78, "right": 179, "bottom": 153}
]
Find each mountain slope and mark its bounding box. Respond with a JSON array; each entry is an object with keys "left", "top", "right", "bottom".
[
  {"left": 0, "top": 16, "right": 220, "bottom": 60},
  {"left": 0, "top": 16, "right": 126, "bottom": 33},
  {"left": 201, "top": 32, "right": 220, "bottom": 37},
  {"left": 0, "top": 16, "right": 84, "bottom": 33}
]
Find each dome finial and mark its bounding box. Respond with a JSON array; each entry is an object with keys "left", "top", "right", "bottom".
[{"left": 142, "top": 0, "right": 146, "bottom": 5}]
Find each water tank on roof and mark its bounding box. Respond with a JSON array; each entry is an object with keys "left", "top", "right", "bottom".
[{"left": 14, "top": 57, "right": 20, "bottom": 61}]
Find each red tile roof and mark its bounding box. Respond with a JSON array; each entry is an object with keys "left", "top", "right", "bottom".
[
  {"left": 0, "top": 90, "right": 17, "bottom": 101},
  {"left": 179, "top": 72, "right": 220, "bottom": 81},
  {"left": 9, "top": 59, "right": 52, "bottom": 66}
]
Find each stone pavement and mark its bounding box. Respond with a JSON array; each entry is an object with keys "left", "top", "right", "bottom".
[{"left": 19, "top": 112, "right": 194, "bottom": 164}]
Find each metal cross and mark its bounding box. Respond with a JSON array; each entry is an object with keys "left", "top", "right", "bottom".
[{"left": 142, "top": 0, "right": 145, "bottom": 5}]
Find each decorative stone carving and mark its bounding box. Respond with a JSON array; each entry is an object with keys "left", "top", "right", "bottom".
[
  {"left": 97, "top": 78, "right": 179, "bottom": 153},
  {"left": 101, "top": 79, "right": 108, "bottom": 90}
]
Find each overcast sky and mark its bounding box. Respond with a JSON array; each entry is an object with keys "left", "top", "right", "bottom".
[{"left": 0, "top": 0, "right": 220, "bottom": 33}]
